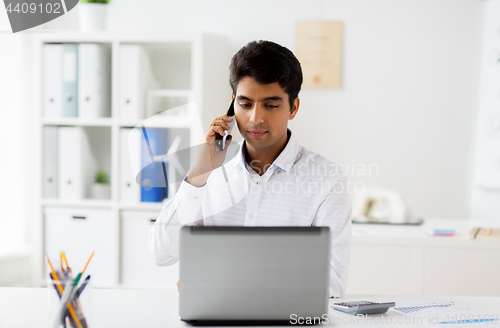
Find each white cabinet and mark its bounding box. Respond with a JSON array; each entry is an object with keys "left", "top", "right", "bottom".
[
  {"left": 348, "top": 245, "right": 422, "bottom": 296},
  {"left": 346, "top": 219, "right": 500, "bottom": 297},
  {"left": 423, "top": 247, "right": 500, "bottom": 297},
  {"left": 44, "top": 207, "right": 114, "bottom": 286},
  {"left": 34, "top": 33, "right": 229, "bottom": 286},
  {"left": 120, "top": 210, "right": 179, "bottom": 289}
]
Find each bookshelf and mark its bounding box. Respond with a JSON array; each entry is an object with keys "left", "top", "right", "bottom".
[{"left": 32, "top": 32, "right": 230, "bottom": 288}]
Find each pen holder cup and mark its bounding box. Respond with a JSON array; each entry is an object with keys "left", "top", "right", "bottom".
[{"left": 47, "top": 276, "right": 92, "bottom": 328}]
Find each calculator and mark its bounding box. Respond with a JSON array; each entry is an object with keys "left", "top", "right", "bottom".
[{"left": 331, "top": 301, "right": 396, "bottom": 315}]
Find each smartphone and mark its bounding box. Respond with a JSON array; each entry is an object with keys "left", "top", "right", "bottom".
[{"left": 215, "top": 98, "right": 235, "bottom": 151}]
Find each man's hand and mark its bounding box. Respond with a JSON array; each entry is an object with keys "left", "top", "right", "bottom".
[
  {"left": 186, "top": 114, "right": 234, "bottom": 187},
  {"left": 206, "top": 114, "right": 234, "bottom": 144}
]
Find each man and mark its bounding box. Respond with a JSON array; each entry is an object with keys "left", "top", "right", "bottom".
[{"left": 149, "top": 40, "right": 352, "bottom": 298}]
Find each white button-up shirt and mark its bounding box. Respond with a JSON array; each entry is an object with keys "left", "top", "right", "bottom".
[{"left": 149, "top": 130, "right": 352, "bottom": 297}]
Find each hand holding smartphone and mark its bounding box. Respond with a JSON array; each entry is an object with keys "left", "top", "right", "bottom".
[
  {"left": 215, "top": 98, "right": 235, "bottom": 151},
  {"left": 186, "top": 99, "right": 236, "bottom": 187}
]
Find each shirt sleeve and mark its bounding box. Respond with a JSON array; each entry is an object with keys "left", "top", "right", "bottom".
[
  {"left": 312, "top": 173, "right": 352, "bottom": 298},
  {"left": 148, "top": 179, "right": 207, "bottom": 266}
]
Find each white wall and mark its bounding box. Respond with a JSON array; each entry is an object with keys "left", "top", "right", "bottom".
[
  {"left": 42, "top": 0, "right": 482, "bottom": 219},
  {"left": 0, "top": 10, "right": 30, "bottom": 246},
  {"left": 470, "top": 0, "right": 500, "bottom": 221}
]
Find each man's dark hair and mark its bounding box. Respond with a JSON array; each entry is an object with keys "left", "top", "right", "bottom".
[{"left": 229, "top": 40, "right": 303, "bottom": 111}]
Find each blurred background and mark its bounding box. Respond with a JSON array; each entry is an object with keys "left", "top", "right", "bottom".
[{"left": 0, "top": 0, "right": 498, "bottom": 296}]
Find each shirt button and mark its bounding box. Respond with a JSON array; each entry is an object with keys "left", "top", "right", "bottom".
[{"left": 248, "top": 214, "right": 254, "bottom": 219}]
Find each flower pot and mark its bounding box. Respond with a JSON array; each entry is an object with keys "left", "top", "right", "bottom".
[
  {"left": 79, "top": 3, "right": 107, "bottom": 31},
  {"left": 92, "top": 183, "right": 111, "bottom": 199}
]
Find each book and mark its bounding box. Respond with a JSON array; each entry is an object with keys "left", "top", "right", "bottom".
[
  {"left": 469, "top": 227, "right": 500, "bottom": 240},
  {"left": 140, "top": 128, "right": 169, "bottom": 202}
]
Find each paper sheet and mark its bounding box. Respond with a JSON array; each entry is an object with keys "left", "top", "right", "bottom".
[
  {"left": 296, "top": 21, "right": 343, "bottom": 88},
  {"left": 391, "top": 301, "right": 499, "bottom": 327}
]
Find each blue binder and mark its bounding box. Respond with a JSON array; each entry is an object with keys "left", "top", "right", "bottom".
[
  {"left": 140, "top": 128, "right": 169, "bottom": 202},
  {"left": 62, "top": 43, "right": 78, "bottom": 117}
]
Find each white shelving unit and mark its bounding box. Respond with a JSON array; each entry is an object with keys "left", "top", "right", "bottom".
[{"left": 32, "top": 32, "right": 230, "bottom": 287}]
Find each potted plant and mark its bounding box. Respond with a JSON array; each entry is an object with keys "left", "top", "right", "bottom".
[
  {"left": 79, "top": 0, "right": 110, "bottom": 31},
  {"left": 92, "top": 170, "right": 111, "bottom": 199}
]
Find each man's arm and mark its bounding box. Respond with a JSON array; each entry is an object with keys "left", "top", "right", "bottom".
[
  {"left": 312, "top": 173, "right": 352, "bottom": 298},
  {"left": 148, "top": 180, "right": 206, "bottom": 266},
  {"left": 149, "top": 112, "right": 234, "bottom": 266}
]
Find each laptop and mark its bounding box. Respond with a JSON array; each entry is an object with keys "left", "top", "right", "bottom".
[{"left": 179, "top": 226, "right": 331, "bottom": 324}]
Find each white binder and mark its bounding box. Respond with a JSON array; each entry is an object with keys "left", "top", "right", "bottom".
[
  {"left": 120, "top": 128, "right": 141, "bottom": 203},
  {"left": 43, "top": 44, "right": 63, "bottom": 118},
  {"left": 62, "top": 44, "right": 78, "bottom": 117},
  {"left": 43, "top": 126, "right": 58, "bottom": 198},
  {"left": 119, "top": 45, "right": 158, "bottom": 120},
  {"left": 78, "top": 43, "right": 111, "bottom": 118},
  {"left": 58, "top": 127, "right": 96, "bottom": 200}
]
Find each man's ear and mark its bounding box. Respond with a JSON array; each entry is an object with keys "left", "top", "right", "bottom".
[{"left": 289, "top": 98, "right": 300, "bottom": 120}]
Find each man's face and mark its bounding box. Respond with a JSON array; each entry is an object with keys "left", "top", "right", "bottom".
[{"left": 234, "top": 76, "right": 299, "bottom": 152}]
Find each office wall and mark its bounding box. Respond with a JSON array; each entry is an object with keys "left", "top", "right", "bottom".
[
  {"left": 470, "top": 0, "right": 500, "bottom": 221},
  {"left": 0, "top": 11, "right": 30, "bottom": 246},
  {"left": 45, "top": 0, "right": 482, "bottom": 219}
]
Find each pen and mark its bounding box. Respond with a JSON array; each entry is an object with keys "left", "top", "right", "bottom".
[
  {"left": 76, "top": 275, "right": 91, "bottom": 298},
  {"left": 62, "top": 252, "right": 70, "bottom": 271},
  {"left": 73, "top": 252, "right": 94, "bottom": 286},
  {"left": 67, "top": 252, "right": 94, "bottom": 328},
  {"left": 60, "top": 254, "right": 85, "bottom": 325},
  {"left": 54, "top": 271, "right": 89, "bottom": 328},
  {"left": 49, "top": 273, "right": 67, "bottom": 328},
  {"left": 71, "top": 275, "right": 91, "bottom": 328},
  {"left": 60, "top": 252, "right": 65, "bottom": 274},
  {"left": 53, "top": 280, "right": 74, "bottom": 328},
  {"left": 46, "top": 255, "right": 84, "bottom": 328}
]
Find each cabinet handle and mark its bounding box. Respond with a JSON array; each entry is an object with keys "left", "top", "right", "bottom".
[
  {"left": 150, "top": 218, "right": 157, "bottom": 223},
  {"left": 72, "top": 216, "right": 86, "bottom": 220}
]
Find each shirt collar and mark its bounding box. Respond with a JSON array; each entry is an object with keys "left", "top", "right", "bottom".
[{"left": 227, "top": 129, "right": 299, "bottom": 173}]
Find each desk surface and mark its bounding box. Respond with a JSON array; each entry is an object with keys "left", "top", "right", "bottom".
[
  {"left": 1, "top": 287, "right": 499, "bottom": 328},
  {"left": 352, "top": 218, "right": 500, "bottom": 248}
]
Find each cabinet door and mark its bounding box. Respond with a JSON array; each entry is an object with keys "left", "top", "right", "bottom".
[
  {"left": 44, "top": 207, "right": 114, "bottom": 286},
  {"left": 424, "top": 247, "right": 500, "bottom": 296},
  {"left": 346, "top": 244, "right": 423, "bottom": 295},
  {"left": 121, "top": 210, "right": 179, "bottom": 289}
]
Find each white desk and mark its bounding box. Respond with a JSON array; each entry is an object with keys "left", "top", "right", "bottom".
[
  {"left": 348, "top": 218, "right": 500, "bottom": 296},
  {"left": 0, "top": 287, "right": 499, "bottom": 327}
]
